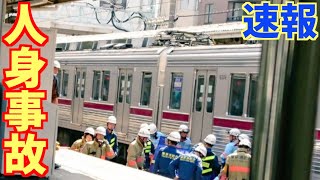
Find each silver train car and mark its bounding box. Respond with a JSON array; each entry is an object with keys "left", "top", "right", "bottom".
[{"left": 54, "top": 43, "right": 320, "bottom": 174}]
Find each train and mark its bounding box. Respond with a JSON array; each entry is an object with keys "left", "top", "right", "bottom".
[{"left": 53, "top": 30, "right": 320, "bottom": 174}]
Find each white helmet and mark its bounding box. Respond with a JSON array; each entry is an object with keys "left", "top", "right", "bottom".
[
  {"left": 195, "top": 144, "right": 207, "bottom": 157},
  {"left": 239, "top": 138, "right": 251, "bottom": 148},
  {"left": 54, "top": 60, "right": 61, "bottom": 69},
  {"left": 167, "top": 131, "right": 181, "bottom": 142},
  {"left": 228, "top": 128, "right": 241, "bottom": 137},
  {"left": 84, "top": 127, "right": 95, "bottom": 136},
  {"left": 96, "top": 126, "right": 106, "bottom": 136},
  {"left": 140, "top": 123, "right": 149, "bottom": 129},
  {"left": 149, "top": 123, "right": 157, "bottom": 134},
  {"left": 107, "top": 116, "right": 117, "bottom": 124},
  {"left": 138, "top": 128, "right": 150, "bottom": 138},
  {"left": 178, "top": 124, "right": 189, "bottom": 133},
  {"left": 238, "top": 134, "right": 250, "bottom": 141},
  {"left": 204, "top": 134, "right": 216, "bottom": 145}
]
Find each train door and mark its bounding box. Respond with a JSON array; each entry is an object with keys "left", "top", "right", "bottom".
[
  {"left": 191, "top": 70, "right": 216, "bottom": 143},
  {"left": 71, "top": 67, "right": 86, "bottom": 124},
  {"left": 115, "top": 69, "right": 133, "bottom": 134}
]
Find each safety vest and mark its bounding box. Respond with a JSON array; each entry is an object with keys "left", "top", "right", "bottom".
[
  {"left": 202, "top": 152, "right": 215, "bottom": 175},
  {"left": 144, "top": 141, "right": 152, "bottom": 154},
  {"left": 227, "top": 148, "right": 251, "bottom": 180}
]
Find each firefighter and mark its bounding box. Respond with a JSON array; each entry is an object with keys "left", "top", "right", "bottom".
[
  {"left": 220, "top": 128, "right": 241, "bottom": 167},
  {"left": 220, "top": 139, "right": 251, "bottom": 180},
  {"left": 201, "top": 134, "right": 221, "bottom": 180},
  {"left": 153, "top": 131, "right": 181, "bottom": 178},
  {"left": 127, "top": 127, "right": 150, "bottom": 170},
  {"left": 105, "top": 116, "right": 118, "bottom": 159},
  {"left": 177, "top": 124, "right": 192, "bottom": 150},
  {"left": 149, "top": 123, "right": 166, "bottom": 149},
  {"left": 81, "top": 126, "right": 115, "bottom": 160},
  {"left": 70, "top": 127, "right": 95, "bottom": 152},
  {"left": 169, "top": 144, "right": 206, "bottom": 180}
]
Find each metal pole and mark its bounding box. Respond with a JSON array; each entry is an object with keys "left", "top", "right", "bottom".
[{"left": 251, "top": 0, "right": 320, "bottom": 179}]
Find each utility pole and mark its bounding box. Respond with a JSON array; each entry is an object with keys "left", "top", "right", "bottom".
[{"left": 168, "top": 0, "right": 176, "bottom": 28}]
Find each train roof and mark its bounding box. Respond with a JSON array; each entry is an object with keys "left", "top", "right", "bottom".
[{"left": 56, "top": 22, "right": 245, "bottom": 44}]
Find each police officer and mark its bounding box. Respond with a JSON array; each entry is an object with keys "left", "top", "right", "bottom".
[
  {"left": 153, "top": 131, "right": 181, "bottom": 178},
  {"left": 177, "top": 124, "right": 192, "bottom": 150},
  {"left": 127, "top": 127, "right": 150, "bottom": 170},
  {"left": 201, "top": 134, "right": 221, "bottom": 180},
  {"left": 220, "top": 139, "right": 251, "bottom": 180},
  {"left": 149, "top": 123, "right": 166, "bottom": 149},
  {"left": 70, "top": 127, "right": 95, "bottom": 152},
  {"left": 105, "top": 116, "right": 118, "bottom": 159},
  {"left": 169, "top": 144, "right": 206, "bottom": 180},
  {"left": 220, "top": 128, "right": 240, "bottom": 167},
  {"left": 81, "top": 126, "right": 115, "bottom": 160}
]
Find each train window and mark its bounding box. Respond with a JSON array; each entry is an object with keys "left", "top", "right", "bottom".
[
  {"left": 195, "top": 75, "right": 205, "bottom": 112},
  {"left": 228, "top": 74, "right": 246, "bottom": 116},
  {"left": 118, "top": 73, "right": 125, "bottom": 103},
  {"left": 92, "top": 71, "right": 101, "bottom": 100},
  {"left": 61, "top": 70, "right": 69, "bottom": 97},
  {"left": 207, "top": 75, "right": 216, "bottom": 113},
  {"left": 101, "top": 71, "right": 110, "bottom": 101},
  {"left": 75, "top": 71, "right": 80, "bottom": 98},
  {"left": 140, "top": 72, "right": 152, "bottom": 106},
  {"left": 81, "top": 41, "right": 94, "bottom": 50},
  {"left": 81, "top": 72, "right": 86, "bottom": 98},
  {"left": 247, "top": 74, "right": 258, "bottom": 118},
  {"left": 126, "top": 73, "right": 133, "bottom": 104},
  {"left": 169, "top": 73, "right": 183, "bottom": 110}
]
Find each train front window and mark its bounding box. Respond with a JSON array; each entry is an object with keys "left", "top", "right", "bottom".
[
  {"left": 140, "top": 72, "right": 152, "bottom": 106},
  {"left": 228, "top": 74, "right": 246, "bottom": 116},
  {"left": 248, "top": 74, "right": 258, "bottom": 118},
  {"left": 207, "top": 75, "right": 216, "bottom": 113},
  {"left": 61, "top": 70, "right": 69, "bottom": 97},
  {"left": 101, "top": 71, "right": 110, "bottom": 101},
  {"left": 195, "top": 75, "right": 205, "bottom": 112},
  {"left": 92, "top": 71, "right": 101, "bottom": 100},
  {"left": 170, "top": 73, "right": 183, "bottom": 110}
]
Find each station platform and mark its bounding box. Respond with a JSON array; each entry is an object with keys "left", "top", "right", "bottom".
[{"left": 52, "top": 147, "right": 170, "bottom": 180}]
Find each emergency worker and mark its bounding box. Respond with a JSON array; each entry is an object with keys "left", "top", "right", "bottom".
[
  {"left": 177, "top": 124, "right": 192, "bottom": 150},
  {"left": 127, "top": 127, "right": 150, "bottom": 170},
  {"left": 70, "top": 127, "right": 95, "bottom": 152},
  {"left": 138, "top": 123, "right": 155, "bottom": 170},
  {"left": 220, "top": 128, "right": 240, "bottom": 167},
  {"left": 81, "top": 126, "right": 115, "bottom": 160},
  {"left": 153, "top": 131, "right": 181, "bottom": 178},
  {"left": 149, "top": 123, "right": 166, "bottom": 148},
  {"left": 201, "top": 134, "right": 221, "bottom": 180},
  {"left": 220, "top": 139, "right": 251, "bottom": 180},
  {"left": 105, "top": 116, "right": 118, "bottom": 158},
  {"left": 169, "top": 144, "right": 206, "bottom": 180}
]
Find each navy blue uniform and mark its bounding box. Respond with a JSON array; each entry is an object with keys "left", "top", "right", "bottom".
[
  {"left": 105, "top": 130, "right": 118, "bottom": 157},
  {"left": 201, "top": 148, "right": 220, "bottom": 180},
  {"left": 144, "top": 140, "right": 155, "bottom": 170},
  {"left": 169, "top": 153, "right": 203, "bottom": 180},
  {"left": 153, "top": 146, "right": 180, "bottom": 178}
]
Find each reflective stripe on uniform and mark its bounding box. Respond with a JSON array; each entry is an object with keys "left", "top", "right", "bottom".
[
  {"left": 229, "top": 166, "right": 250, "bottom": 173},
  {"left": 137, "top": 156, "right": 144, "bottom": 163},
  {"left": 110, "top": 143, "right": 115, "bottom": 147},
  {"left": 202, "top": 162, "right": 210, "bottom": 168},
  {"left": 106, "top": 151, "right": 114, "bottom": 157},
  {"left": 202, "top": 155, "right": 215, "bottom": 161},
  {"left": 202, "top": 168, "right": 213, "bottom": 174},
  {"left": 128, "top": 160, "right": 137, "bottom": 167},
  {"left": 144, "top": 141, "right": 151, "bottom": 153},
  {"left": 111, "top": 137, "right": 115, "bottom": 143}
]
